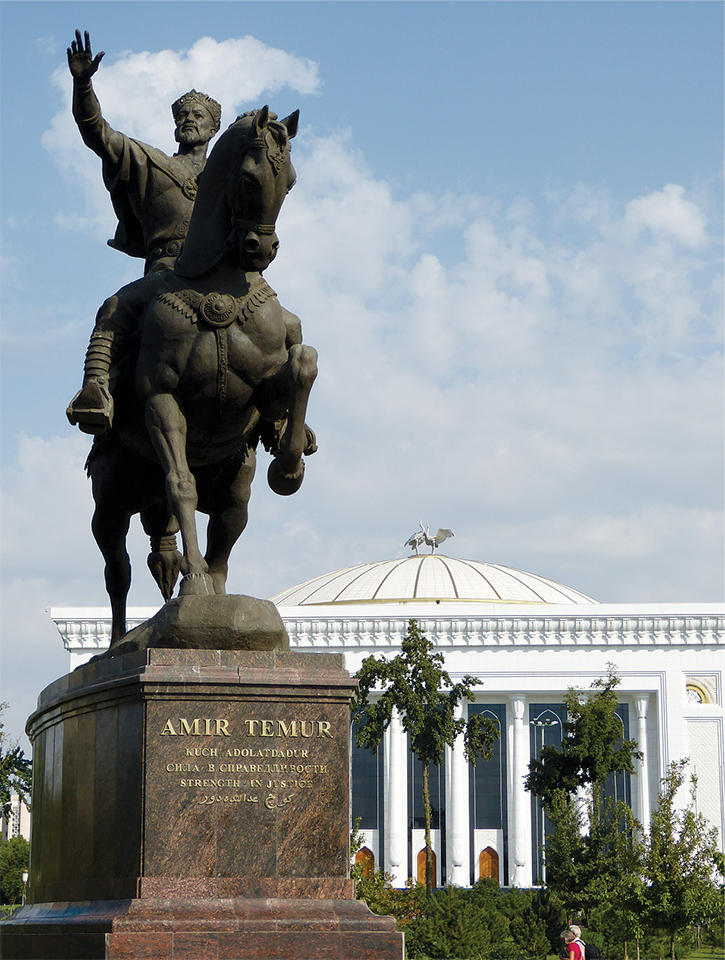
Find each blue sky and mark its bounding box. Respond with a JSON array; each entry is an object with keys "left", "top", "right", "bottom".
[{"left": 1, "top": 1, "right": 723, "bottom": 744}]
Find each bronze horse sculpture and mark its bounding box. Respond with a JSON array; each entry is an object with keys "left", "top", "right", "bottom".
[{"left": 86, "top": 107, "right": 317, "bottom": 646}]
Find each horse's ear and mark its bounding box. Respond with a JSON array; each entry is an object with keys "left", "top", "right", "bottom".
[
  {"left": 253, "top": 105, "right": 271, "bottom": 135},
  {"left": 281, "top": 110, "right": 299, "bottom": 140}
]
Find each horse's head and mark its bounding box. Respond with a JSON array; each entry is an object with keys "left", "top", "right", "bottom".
[
  {"left": 175, "top": 106, "right": 299, "bottom": 279},
  {"left": 231, "top": 106, "right": 298, "bottom": 272}
]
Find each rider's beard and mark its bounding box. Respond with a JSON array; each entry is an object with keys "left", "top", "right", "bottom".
[{"left": 176, "top": 127, "right": 202, "bottom": 145}]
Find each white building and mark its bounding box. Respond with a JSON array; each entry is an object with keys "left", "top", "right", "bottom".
[
  {"left": 1, "top": 794, "right": 31, "bottom": 844},
  {"left": 51, "top": 553, "right": 725, "bottom": 889}
]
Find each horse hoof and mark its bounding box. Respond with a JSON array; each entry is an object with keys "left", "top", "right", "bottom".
[
  {"left": 268, "top": 457, "right": 304, "bottom": 496},
  {"left": 179, "top": 572, "right": 215, "bottom": 596},
  {"left": 148, "top": 549, "right": 182, "bottom": 602}
]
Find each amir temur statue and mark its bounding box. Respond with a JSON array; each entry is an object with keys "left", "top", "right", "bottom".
[{"left": 61, "top": 29, "right": 318, "bottom": 644}]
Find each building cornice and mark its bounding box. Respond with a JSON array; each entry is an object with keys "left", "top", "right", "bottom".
[{"left": 50, "top": 604, "right": 725, "bottom": 655}]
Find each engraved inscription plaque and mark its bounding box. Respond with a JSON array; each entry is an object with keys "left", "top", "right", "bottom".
[{"left": 145, "top": 698, "right": 349, "bottom": 879}]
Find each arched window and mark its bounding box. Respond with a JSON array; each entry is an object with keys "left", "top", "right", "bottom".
[
  {"left": 355, "top": 846, "right": 375, "bottom": 878},
  {"left": 604, "top": 709, "right": 631, "bottom": 806},
  {"left": 530, "top": 704, "right": 566, "bottom": 884},
  {"left": 478, "top": 846, "right": 499, "bottom": 883},
  {"left": 416, "top": 848, "right": 437, "bottom": 888}
]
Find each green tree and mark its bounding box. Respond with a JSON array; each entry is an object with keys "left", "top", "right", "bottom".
[
  {"left": 0, "top": 836, "right": 29, "bottom": 905},
  {"left": 592, "top": 871, "right": 649, "bottom": 960},
  {"left": 0, "top": 704, "right": 31, "bottom": 819},
  {"left": 641, "top": 760, "right": 722, "bottom": 960},
  {"left": 404, "top": 883, "right": 510, "bottom": 960},
  {"left": 530, "top": 885, "right": 568, "bottom": 955},
  {"left": 497, "top": 886, "right": 555, "bottom": 959},
  {"left": 524, "top": 669, "right": 642, "bottom": 919},
  {"left": 525, "top": 668, "right": 641, "bottom": 813},
  {"left": 545, "top": 787, "right": 641, "bottom": 922},
  {"left": 351, "top": 817, "right": 402, "bottom": 918},
  {"left": 353, "top": 619, "right": 499, "bottom": 897}
]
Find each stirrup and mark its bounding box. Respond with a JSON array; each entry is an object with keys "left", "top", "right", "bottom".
[{"left": 66, "top": 380, "right": 114, "bottom": 435}]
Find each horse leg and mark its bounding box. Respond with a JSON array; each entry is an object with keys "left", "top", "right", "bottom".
[
  {"left": 144, "top": 392, "right": 213, "bottom": 595},
  {"left": 268, "top": 344, "right": 318, "bottom": 496},
  {"left": 199, "top": 446, "right": 256, "bottom": 595},
  {"left": 91, "top": 494, "right": 132, "bottom": 645},
  {"left": 87, "top": 439, "right": 136, "bottom": 643}
]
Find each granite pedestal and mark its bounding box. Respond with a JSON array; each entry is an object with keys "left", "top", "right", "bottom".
[{"left": 0, "top": 647, "right": 403, "bottom": 959}]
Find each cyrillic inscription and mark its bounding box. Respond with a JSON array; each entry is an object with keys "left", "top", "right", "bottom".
[{"left": 158, "top": 712, "right": 336, "bottom": 809}]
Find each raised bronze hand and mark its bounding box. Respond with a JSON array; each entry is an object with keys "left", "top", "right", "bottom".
[{"left": 67, "top": 29, "right": 104, "bottom": 82}]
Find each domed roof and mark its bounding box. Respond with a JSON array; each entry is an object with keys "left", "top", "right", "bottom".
[{"left": 269, "top": 555, "right": 598, "bottom": 607}]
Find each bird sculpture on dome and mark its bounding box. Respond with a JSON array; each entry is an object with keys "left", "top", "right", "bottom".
[
  {"left": 405, "top": 522, "right": 455, "bottom": 554},
  {"left": 404, "top": 522, "right": 428, "bottom": 555},
  {"left": 425, "top": 526, "right": 455, "bottom": 553}
]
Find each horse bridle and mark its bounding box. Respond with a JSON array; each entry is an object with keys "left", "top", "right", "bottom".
[
  {"left": 234, "top": 218, "right": 276, "bottom": 236},
  {"left": 232, "top": 129, "right": 289, "bottom": 238},
  {"left": 248, "top": 134, "right": 289, "bottom": 174}
]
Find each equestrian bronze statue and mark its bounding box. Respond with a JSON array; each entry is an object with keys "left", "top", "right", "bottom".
[{"left": 80, "top": 105, "right": 317, "bottom": 646}]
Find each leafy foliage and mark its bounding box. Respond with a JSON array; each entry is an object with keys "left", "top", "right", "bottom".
[
  {"left": 640, "top": 761, "right": 723, "bottom": 960},
  {"left": 355, "top": 880, "right": 567, "bottom": 960},
  {"left": 524, "top": 669, "right": 642, "bottom": 921},
  {"left": 497, "top": 887, "right": 550, "bottom": 959},
  {"left": 545, "top": 788, "right": 641, "bottom": 920},
  {"left": 530, "top": 886, "right": 569, "bottom": 955},
  {"left": 353, "top": 619, "right": 499, "bottom": 896},
  {"left": 525, "top": 668, "right": 641, "bottom": 800},
  {"left": 404, "top": 884, "right": 510, "bottom": 959},
  {"left": 590, "top": 870, "right": 648, "bottom": 959},
  {"left": 0, "top": 704, "right": 31, "bottom": 820},
  {"left": 0, "top": 836, "right": 29, "bottom": 905},
  {"left": 356, "top": 873, "right": 429, "bottom": 928}
]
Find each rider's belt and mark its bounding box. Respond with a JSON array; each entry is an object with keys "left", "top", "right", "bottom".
[{"left": 157, "top": 277, "right": 277, "bottom": 330}]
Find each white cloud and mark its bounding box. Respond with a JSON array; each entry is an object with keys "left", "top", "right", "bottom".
[
  {"left": 1, "top": 434, "right": 102, "bottom": 581},
  {"left": 625, "top": 183, "right": 708, "bottom": 247}
]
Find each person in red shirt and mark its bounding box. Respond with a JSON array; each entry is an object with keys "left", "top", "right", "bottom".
[{"left": 561, "top": 926, "right": 585, "bottom": 960}]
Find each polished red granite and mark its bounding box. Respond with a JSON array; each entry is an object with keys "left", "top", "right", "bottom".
[
  {"left": 1, "top": 898, "right": 403, "bottom": 959},
  {"left": 0, "top": 649, "right": 404, "bottom": 959}
]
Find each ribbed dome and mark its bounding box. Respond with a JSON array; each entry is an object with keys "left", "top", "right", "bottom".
[{"left": 269, "top": 555, "right": 598, "bottom": 607}]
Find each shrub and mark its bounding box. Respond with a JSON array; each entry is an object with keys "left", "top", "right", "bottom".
[
  {"left": 0, "top": 836, "right": 29, "bottom": 905},
  {"left": 405, "top": 887, "right": 501, "bottom": 960}
]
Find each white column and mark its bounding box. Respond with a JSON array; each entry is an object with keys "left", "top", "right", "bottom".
[
  {"left": 635, "top": 696, "right": 651, "bottom": 829},
  {"left": 509, "top": 695, "right": 531, "bottom": 887},
  {"left": 447, "top": 703, "right": 470, "bottom": 886},
  {"left": 384, "top": 708, "right": 408, "bottom": 886}
]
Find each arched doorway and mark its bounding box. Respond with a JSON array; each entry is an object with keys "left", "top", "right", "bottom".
[
  {"left": 478, "top": 846, "right": 499, "bottom": 883},
  {"left": 354, "top": 846, "right": 375, "bottom": 878},
  {"left": 416, "top": 848, "right": 437, "bottom": 888}
]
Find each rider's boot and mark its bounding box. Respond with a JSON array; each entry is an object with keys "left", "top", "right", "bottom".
[{"left": 66, "top": 331, "right": 117, "bottom": 435}]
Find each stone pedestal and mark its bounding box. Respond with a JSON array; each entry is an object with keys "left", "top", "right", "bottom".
[{"left": 0, "top": 648, "right": 404, "bottom": 959}]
